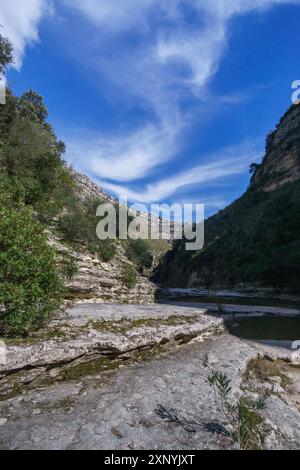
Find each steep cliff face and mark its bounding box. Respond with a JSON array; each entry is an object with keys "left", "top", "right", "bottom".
[
  {"left": 70, "top": 169, "right": 117, "bottom": 204},
  {"left": 253, "top": 104, "right": 300, "bottom": 191},
  {"left": 156, "top": 104, "right": 300, "bottom": 293}
]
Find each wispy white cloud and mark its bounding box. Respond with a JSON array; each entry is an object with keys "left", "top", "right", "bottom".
[
  {"left": 0, "top": 0, "right": 52, "bottom": 69},
  {"left": 156, "top": 18, "right": 227, "bottom": 92},
  {"left": 156, "top": 0, "right": 300, "bottom": 90},
  {"left": 66, "top": 0, "right": 300, "bottom": 91},
  {"left": 94, "top": 142, "right": 262, "bottom": 203},
  {"left": 62, "top": 0, "right": 300, "bottom": 200},
  {"left": 66, "top": 118, "right": 183, "bottom": 182},
  {"left": 62, "top": 0, "right": 181, "bottom": 31},
  {"left": 2, "top": 0, "right": 299, "bottom": 207}
]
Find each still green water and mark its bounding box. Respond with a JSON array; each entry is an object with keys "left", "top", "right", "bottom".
[{"left": 228, "top": 316, "right": 300, "bottom": 341}]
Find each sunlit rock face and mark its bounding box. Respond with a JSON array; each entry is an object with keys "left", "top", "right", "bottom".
[{"left": 253, "top": 104, "right": 300, "bottom": 192}]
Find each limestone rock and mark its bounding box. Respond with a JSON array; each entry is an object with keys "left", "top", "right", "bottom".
[
  {"left": 48, "top": 234, "right": 157, "bottom": 304},
  {"left": 1, "top": 331, "right": 300, "bottom": 450},
  {"left": 254, "top": 104, "right": 300, "bottom": 192},
  {"left": 0, "top": 304, "right": 223, "bottom": 375}
]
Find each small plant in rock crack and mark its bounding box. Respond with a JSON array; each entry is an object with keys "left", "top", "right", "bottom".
[
  {"left": 208, "top": 289, "right": 225, "bottom": 315},
  {"left": 208, "top": 370, "right": 269, "bottom": 449}
]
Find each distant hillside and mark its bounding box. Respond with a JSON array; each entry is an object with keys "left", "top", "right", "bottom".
[{"left": 156, "top": 104, "right": 300, "bottom": 294}]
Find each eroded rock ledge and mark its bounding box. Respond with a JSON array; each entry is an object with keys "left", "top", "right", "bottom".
[
  {"left": 48, "top": 234, "right": 157, "bottom": 304},
  {"left": 0, "top": 304, "right": 224, "bottom": 399},
  {"left": 0, "top": 332, "right": 300, "bottom": 450},
  {"left": 1, "top": 304, "right": 300, "bottom": 450}
]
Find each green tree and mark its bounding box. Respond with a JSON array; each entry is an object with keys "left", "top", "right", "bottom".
[
  {"left": 249, "top": 163, "right": 260, "bottom": 176},
  {"left": 0, "top": 35, "right": 73, "bottom": 219},
  {"left": 121, "top": 265, "right": 137, "bottom": 289},
  {"left": 18, "top": 89, "right": 48, "bottom": 124},
  {"left": 56, "top": 196, "right": 117, "bottom": 262},
  {"left": 0, "top": 206, "right": 64, "bottom": 336},
  {"left": 0, "top": 34, "right": 13, "bottom": 74}
]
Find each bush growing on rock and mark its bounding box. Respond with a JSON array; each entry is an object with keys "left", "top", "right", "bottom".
[
  {"left": 121, "top": 265, "right": 138, "bottom": 289},
  {"left": 56, "top": 196, "right": 116, "bottom": 262},
  {"left": 0, "top": 206, "right": 64, "bottom": 337},
  {"left": 59, "top": 254, "right": 78, "bottom": 280},
  {"left": 89, "top": 240, "right": 116, "bottom": 263},
  {"left": 125, "top": 239, "right": 153, "bottom": 271},
  {"left": 208, "top": 370, "right": 269, "bottom": 449}
]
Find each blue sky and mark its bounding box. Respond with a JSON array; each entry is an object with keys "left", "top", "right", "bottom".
[{"left": 2, "top": 0, "right": 300, "bottom": 217}]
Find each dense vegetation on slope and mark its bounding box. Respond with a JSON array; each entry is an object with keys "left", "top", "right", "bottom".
[
  {"left": 0, "top": 37, "right": 68, "bottom": 335},
  {"left": 157, "top": 105, "right": 300, "bottom": 293},
  {"left": 158, "top": 180, "right": 300, "bottom": 291},
  {"left": 0, "top": 35, "right": 157, "bottom": 335},
  {"left": 0, "top": 206, "right": 64, "bottom": 336}
]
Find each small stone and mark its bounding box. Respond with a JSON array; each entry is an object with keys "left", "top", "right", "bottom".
[
  {"left": 111, "top": 427, "right": 123, "bottom": 439},
  {"left": 269, "top": 376, "right": 282, "bottom": 385},
  {"left": 0, "top": 418, "right": 7, "bottom": 426},
  {"left": 48, "top": 368, "right": 61, "bottom": 378}
]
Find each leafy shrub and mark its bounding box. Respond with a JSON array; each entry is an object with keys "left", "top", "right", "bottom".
[
  {"left": 125, "top": 239, "right": 153, "bottom": 271},
  {"left": 56, "top": 207, "right": 89, "bottom": 243},
  {"left": 208, "top": 370, "right": 269, "bottom": 449},
  {"left": 56, "top": 197, "right": 116, "bottom": 262},
  {"left": 0, "top": 206, "right": 64, "bottom": 336},
  {"left": 0, "top": 34, "right": 13, "bottom": 74},
  {"left": 0, "top": 90, "right": 72, "bottom": 215},
  {"left": 121, "top": 265, "right": 138, "bottom": 289},
  {"left": 89, "top": 240, "right": 116, "bottom": 262},
  {"left": 0, "top": 35, "right": 76, "bottom": 222},
  {"left": 59, "top": 254, "right": 78, "bottom": 280}
]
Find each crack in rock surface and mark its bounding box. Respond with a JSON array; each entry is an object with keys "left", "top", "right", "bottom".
[{"left": 0, "top": 304, "right": 299, "bottom": 450}]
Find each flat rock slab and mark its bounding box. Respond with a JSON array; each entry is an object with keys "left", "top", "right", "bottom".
[
  {"left": 1, "top": 304, "right": 299, "bottom": 450},
  {"left": 0, "top": 304, "right": 223, "bottom": 374},
  {"left": 64, "top": 303, "right": 208, "bottom": 321},
  {"left": 0, "top": 334, "right": 300, "bottom": 450}
]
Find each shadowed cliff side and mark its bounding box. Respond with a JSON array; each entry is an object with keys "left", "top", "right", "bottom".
[{"left": 155, "top": 104, "right": 300, "bottom": 294}]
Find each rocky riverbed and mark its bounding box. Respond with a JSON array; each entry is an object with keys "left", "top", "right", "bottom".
[{"left": 0, "top": 304, "right": 299, "bottom": 450}]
